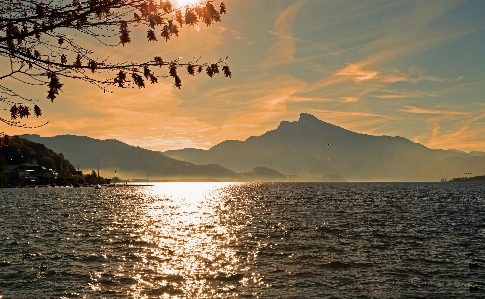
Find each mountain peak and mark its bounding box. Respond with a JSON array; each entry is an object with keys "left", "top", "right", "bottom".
[{"left": 298, "top": 113, "right": 322, "bottom": 125}]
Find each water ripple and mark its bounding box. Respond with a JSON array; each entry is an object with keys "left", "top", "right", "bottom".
[{"left": 1, "top": 182, "right": 485, "bottom": 298}]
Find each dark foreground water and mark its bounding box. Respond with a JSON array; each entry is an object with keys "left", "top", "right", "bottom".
[{"left": 1, "top": 182, "right": 485, "bottom": 298}]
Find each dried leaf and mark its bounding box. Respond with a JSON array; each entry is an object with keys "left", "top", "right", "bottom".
[
  {"left": 47, "top": 71, "right": 63, "bottom": 102},
  {"left": 119, "top": 21, "right": 131, "bottom": 46},
  {"left": 88, "top": 60, "right": 97, "bottom": 73},
  {"left": 147, "top": 29, "right": 157, "bottom": 41},
  {"left": 176, "top": 10, "right": 183, "bottom": 27},
  {"left": 74, "top": 54, "right": 82, "bottom": 68},
  {"left": 10, "top": 105, "right": 19, "bottom": 120},
  {"left": 114, "top": 70, "right": 127, "bottom": 87},
  {"left": 161, "top": 25, "right": 170, "bottom": 41},
  {"left": 34, "top": 105, "right": 42, "bottom": 117},
  {"left": 168, "top": 20, "right": 179, "bottom": 36},
  {"left": 149, "top": 73, "right": 158, "bottom": 84},
  {"left": 154, "top": 56, "right": 164, "bottom": 66},
  {"left": 187, "top": 64, "right": 195, "bottom": 76},
  {"left": 206, "top": 66, "right": 213, "bottom": 77},
  {"left": 174, "top": 75, "right": 182, "bottom": 89},
  {"left": 19, "top": 105, "right": 30, "bottom": 118},
  {"left": 36, "top": 3, "right": 46, "bottom": 18},
  {"left": 169, "top": 65, "right": 177, "bottom": 77},
  {"left": 184, "top": 8, "right": 198, "bottom": 26},
  {"left": 143, "top": 65, "right": 151, "bottom": 79},
  {"left": 222, "top": 65, "right": 232, "bottom": 78},
  {"left": 131, "top": 73, "right": 145, "bottom": 88},
  {"left": 220, "top": 2, "right": 226, "bottom": 14}
]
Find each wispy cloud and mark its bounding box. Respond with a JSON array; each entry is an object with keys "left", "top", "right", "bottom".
[
  {"left": 261, "top": 0, "right": 307, "bottom": 70},
  {"left": 376, "top": 90, "right": 440, "bottom": 99},
  {"left": 335, "top": 64, "right": 379, "bottom": 83},
  {"left": 342, "top": 97, "right": 360, "bottom": 103},
  {"left": 400, "top": 106, "right": 468, "bottom": 115}
]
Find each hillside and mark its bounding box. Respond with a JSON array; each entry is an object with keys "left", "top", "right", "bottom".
[
  {"left": 0, "top": 136, "right": 76, "bottom": 177},
  {"left": 21, "top": 135, "right": 238, "bottom": 180},
  {"left": 20, "top": 135, "right": 288, "bottom": 181}
]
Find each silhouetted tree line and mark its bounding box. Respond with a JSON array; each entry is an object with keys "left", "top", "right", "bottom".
[
  {"left": 0, "top": 136, "right": 112, "bottom": 185},
  {"left": 0, "top": 136, "right": 75, "bottom": 176}
]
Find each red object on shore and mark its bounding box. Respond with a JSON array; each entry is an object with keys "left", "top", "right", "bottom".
[{"left": 64, "top": 213, "right": 70, "bottom": 218}]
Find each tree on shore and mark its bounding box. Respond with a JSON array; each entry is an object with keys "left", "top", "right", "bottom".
[{"left": 0, "top": 0, "right": 231, "bottom": 146}]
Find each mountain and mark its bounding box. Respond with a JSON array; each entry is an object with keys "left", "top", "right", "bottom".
[
  {"left": 22, "top": 113, "right": 485, "bottom": 182},
  {"left": 21, "top": 135, "right": 236, "bottom": 180},
  {"left": 20, "top": 135, "right": 286, "bottom": 181},
  {"left": 163, "top": 113, "right": 482, "bottom": 181}
]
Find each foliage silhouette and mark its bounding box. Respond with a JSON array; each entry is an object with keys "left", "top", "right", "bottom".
[{"left": 0, "top": 0, "right": 231, "bottom": 146}]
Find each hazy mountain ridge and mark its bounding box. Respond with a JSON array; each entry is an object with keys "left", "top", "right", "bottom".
[
  {"left": 22, "top": 113, "right": 485, "bottom": 182},
  {"left": 21, "top": 134, "right": 287, "bottom": 181},
  {"left": 164, "top": 113, "right": 482, "bottom": 181}
]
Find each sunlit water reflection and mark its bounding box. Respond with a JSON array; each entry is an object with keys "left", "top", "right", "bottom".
[{"left": 1, "top": 182, "right": 485, "bottom": 298}]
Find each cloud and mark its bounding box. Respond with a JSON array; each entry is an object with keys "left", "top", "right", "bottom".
[
  {"left": 261, "top": 0, "right": 307, "bottom": 70},
  {"left": 423, "top": 111, "right": 485, "bottom": 151},
  {"left": 376, "top": 90, "right": 440, "bottom": 99},
  {"left": 334, "top": 64, "right": 378, "bottom": 83},
  {"left": 342, "top": 97, "right": 359, "bottom": 103},
  {"left": 400, "top": 106, "right": 468, "bottom": 115}
]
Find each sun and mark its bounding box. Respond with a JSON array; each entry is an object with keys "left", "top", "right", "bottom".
[{"left": 174, "top": 0, "right": 200, "bottom": 7}]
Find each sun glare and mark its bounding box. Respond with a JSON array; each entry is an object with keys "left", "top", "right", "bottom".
[{"left": 174, "top": 0, "right": 200, "bottom": 7}]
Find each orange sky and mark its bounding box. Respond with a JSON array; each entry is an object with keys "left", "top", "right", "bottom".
[{"left": 2, "top": 0, "right": 485, "bottom": 152}]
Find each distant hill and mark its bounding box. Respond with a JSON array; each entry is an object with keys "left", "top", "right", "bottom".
[
  {"left": 0, "top": 136, "right": 76, "bottom": 177},
  {"left": 20, "top": 135, "right": 287, "bottom": 181},
  {"left": 21, "top": 135, "right": 236, "bottom": 180},
  {"left": 163, "top": 113, "right": 483, "bottom": 182}
]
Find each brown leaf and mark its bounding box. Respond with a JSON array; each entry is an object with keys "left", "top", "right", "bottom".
[
  {"left": 143, "top": 65, "right": 151, "bottom": 79},
  {"left": 149, "top": 73, "right": 158, "bottom": 84},
  {"left": 161, "top": 25, "right": 170, "bottom": 41},
  {"left": 114, "top": 70, "right": 127, "bottom": 87},
  {"left": 174, "top": 75, "right": 182, "bottom": 89},
  {"left": 169, "top": 65, "right": 177, "bottom": 77},
  {"left": 18, "top": 105, "right": 30, "bottom": 118},
  {"left": 176, "top": 10, "right": 183, "bottom": 27},
  {"left": 74, "top": 54, "right": 82, "bottom": 68},
  {"left": 168, "top": 20, "right": 179, "bottom": 36},
  {"left": 134, "top": 13, "right": 141, "bottom": 22},
  {"left": 36, "top": 4, "right": 46, "bottom": 18},
  {"left": 222, "top": 65, "right": 232, "bottom": 78},
  {"left": 88, "top": 60, "right": 97, "bottom": 73},
  {"left": 10, "top": 105, "right": 19, "bottom": 120},
  {"left": 154, "top": 56, "right": 164, "bottom": 66},
  {"left": 34, "top": 105, "right": 42, "bottom": 117},
  {"left": 206, "top": 66, "right": 213, "bottom": 77},
  {"left": 187, "top": 64, "right": 195, "bottom": 76},
  {"left": 47, "top": 71, "right": 63, "bottom": 102},
  {"left": 119, "top": 21, "right": 131, "bottom": 46},
  {"left": 132, "top": 73, "right": 145, "bottom": 88},
  {"left": 184, "top": 8, "right": 198, "bottom": 26},
  {"left": 147, "top": 29, "right": 157, "bottom": 41}
]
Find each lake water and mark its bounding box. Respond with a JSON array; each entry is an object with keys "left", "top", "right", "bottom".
[{"left": 1, "top": 182, "right": 485, "bottom": 298}]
